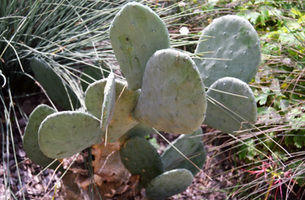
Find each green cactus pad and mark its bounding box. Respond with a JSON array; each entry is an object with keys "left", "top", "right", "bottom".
[
  {"left": 100, "top": 72, "right": 116, "bottom": 134},
  {"left": 30, "top": 57, "right": 79, "bottom": 109},
  {"left": 205, "top": 77, "right": 257, "bottom": 133},
  {"left": 38, "top": 111, "right": 103, "bottom": 159},
  {"left": 146, "top": 169, "right": 194, "bottom": 200},
  {"left": 23, "top": 105, "right": 62, "bottom": 170},
  {"left": 85, "top": 79, "right": 107, "bottom": 118},
  {"left": 109, "top": 2, "right": 170, "bottom": 90},
  {"left": 85, "top": 79, "right": 140, "bottom": 142},
  {"left": 194, "top": 15, "right": 261, "bottom": 87},
  {"left": 118, "top": 123, "right": 155, "bottom": 144},
  {"left": 161, "top": 128, "right": 206, "bottom": 175},
  {"left": 172, "top": 141, "right": 207, "bottom": 176},
  {"left": 133, "top": 49, "right": 207, "bottom": 135},
  {"left": 120, "top": 137, "right": 164, "bottom": 188},
  {"left": 80, "top": 66, "right": 105, "bottom": 91}
]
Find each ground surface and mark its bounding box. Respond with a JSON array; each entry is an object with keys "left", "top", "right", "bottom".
[{"left": 0, "top": 91, "right": 246, "bottom": 200}]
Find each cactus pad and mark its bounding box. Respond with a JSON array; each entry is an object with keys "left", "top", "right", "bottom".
[
  {"left": 85, "top": 79, "right": 107, "bottom": 118},
  {"left": 161, "top": 128, "right": 206, "bottom": 175},
  {"left": 30, "top": 57, "right": 79, "bottom": 109},
  {"left": 100, "top": 72, "right": 116, "bottom": 134},
  {"left": 194, "top": 15, "right": 261, "bottom": 87},
  {"left": 80, "top": 66, "right": 105, "bottom": 91},
  {"left": 38, "top": 111, "right": 103, "bottom": 159},
  {"left": 205, "top": 77, "right": 257, "bottom": 133},
  {"left": 85, "top": 78, "right": 140, "bottom": 142},
  {"left": 109, "top": 2, "right": 170, "bottom": 90},
  {"left": 23, "top": 104, "right": 61, "bottom": 169},
  {"left": 172, "top": 141, "right": 207, "bottom": 176},
  {"left": 118, "top": 123, "right": 155, "bottom": 144},
  {"left": 133, "top": 49, "right": 207, "bottom": 134},
  {"left": 120, "top": 136, "right": 164, "bottom": 188},
  {"left": 146, "top": 169, "right": 194, "bottom": 200}
]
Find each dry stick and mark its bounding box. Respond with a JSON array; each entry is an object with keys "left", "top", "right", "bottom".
[
  {"left": 153, "top": 128, "right": 213, "bottom": 181},
  {"left": 207, "top": 87, "right": 249, "bottom": 99}
]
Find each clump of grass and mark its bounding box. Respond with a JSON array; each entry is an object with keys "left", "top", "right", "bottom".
[{"left": 0, "top": 0, "right": 127, "bottom": 199}]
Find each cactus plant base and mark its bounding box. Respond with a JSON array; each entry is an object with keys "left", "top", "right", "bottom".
[{"left": 59, "top": 142, "right": 146, "bottom": 200}]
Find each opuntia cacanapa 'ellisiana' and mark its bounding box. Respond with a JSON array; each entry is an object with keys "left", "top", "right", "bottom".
[{"left": 24, "top": 2, "right": 261, "bottom": 199}]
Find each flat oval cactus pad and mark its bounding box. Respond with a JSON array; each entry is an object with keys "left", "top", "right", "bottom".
[
  {"left": 194, "top": 15, "right": 261, "bottom": 87},
  {"left": 38, "top": 111, "right": 103, "bottom": 159},
  {"left": 120, "top": 136, "right": 164, "bottom": 188},
  {"left": 109, "top": 2, "right": 170, "bottom": 90},
  {"left": 205, "top": 77, "right": 257, "bottom": 133},
  {"left": 133, "top": 49, "right": 207, "bottom": 134},
  {"left": 146, "top": 169, "right": 194, "bottom": 200},
  {"left": 23, "top": 104, "right": 61, "bottom": 170}
]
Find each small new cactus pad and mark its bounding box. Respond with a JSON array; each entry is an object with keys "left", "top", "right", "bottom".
[
  {"left": 172, "top": 141, "right": 207, "bottom": 176},
  {"left": 85, "top": 78, "right": 140, "bottom": 142},
  {"left": 194, "top": 15, "right": 261, "bottom": 87},
  {"left": 100, "top": 72, "right": 116, "bottom": 134},
  {"left": 109, "top": 2, "right": 170, "bottom": 90},
  {"left": 120, "top": 137, "right": 164, "bottom": 188},
  {"left": 133, "top": 49, "right": 207, "bottom": 134},
  {"left": 118, "top": 123, "right": 155, "bottom": 144},
  {"left": 161, "top": 128, "right": 203, "bottom": 171},
  {"left": 85, "top": 79, "right": 107, "bottom": 118},
  {"left": 205, "top": 77, "right": 257, "bottom": 133},
  {"left": 23, "top": 105, "right": 61, "bottom": 169},
  {"left": 30, "top": 57, "right": 79, "bottom": 109},
  {"left": 146, "top": 169, "right": 194, "bottom": 200},
  {"left": 38, "top": 111, "right": 103, "bottom": 159}
]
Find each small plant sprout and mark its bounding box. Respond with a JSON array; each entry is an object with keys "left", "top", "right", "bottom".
[{"left": 242, "top": 156, "right": 297, "bottom": 200}]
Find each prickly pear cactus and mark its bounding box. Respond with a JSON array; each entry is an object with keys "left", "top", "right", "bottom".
[
  {"left": 23, "top": 104, "right": 62, "bottom": 170},
  {"left": 80, "top": 66, "right": 105, "bottom": 91},
  {"left": 38, "top": 111, "right": 103, "bottom": 159},
  {"left": 30, "top": 57, "right": 79, "bottom": 110},
  {"left": 205, "top": 77, "right": 257, "bottom": 133},
  {"left": 85, "top": 78, "right": 140, "bottom": 143},
  {"left": 120, "top": 136, "right": 164, "bottom": 187},
  {"left": 146, "top": 169, "right": 194, "bottom": 200},
  {"left": 100, "top": 72, "right": 116, "bottom": 134},
  {"left": 119, "top": 128, "right": 207, "bottom": 198},
  {"left": 118, "top": 123, "right": 155, "bottom": 144},
  {"left": 109, "top": 2, "right": 170, "bottom": 90},
  {"left": 194, "top": 15, "right": 261, "bottom": 87},
  {"left": 133, "top": 48, "right": 207, "bottom": 135},
  {"left": 23, "top": 2, "right": 262, "bottom": 199},
  {"left": 162, "top": 128, "right": 207, "bottom": 175}
]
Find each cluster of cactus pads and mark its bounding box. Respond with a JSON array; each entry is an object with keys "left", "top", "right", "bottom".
[{"left": 23, "top": 2, "right": 261, "bottom": 199}]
